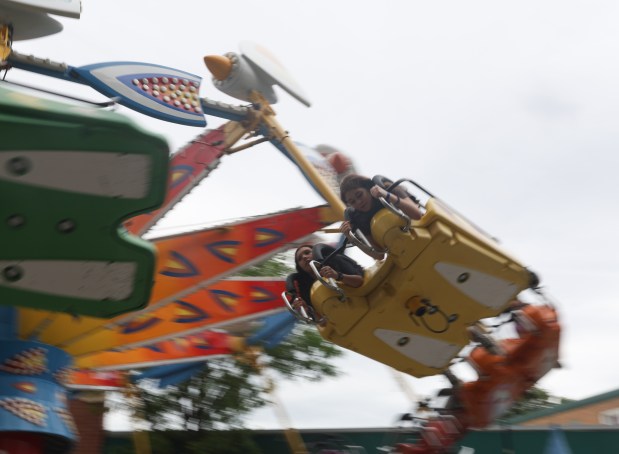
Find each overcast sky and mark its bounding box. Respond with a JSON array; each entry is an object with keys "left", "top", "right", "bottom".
[{"left": 10, "top": 0, "right": 619, "bottom": 431}]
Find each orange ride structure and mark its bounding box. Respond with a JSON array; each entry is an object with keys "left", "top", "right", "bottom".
[{"left": 0, "top": 2, "right": 561, "bottom": 453}]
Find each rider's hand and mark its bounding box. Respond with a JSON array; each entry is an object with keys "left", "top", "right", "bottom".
[
  {"left": 320, "top": 266, "right": 338, "bottom": 280},
  {"left": 340, "top": 220, "right": 352, "bottom": 235},
  {"left": 292, "top": 297, "right": 305, "bottom": 309},
  {"left": 370, "top": 185, "right": 387, "bottom": 199}
]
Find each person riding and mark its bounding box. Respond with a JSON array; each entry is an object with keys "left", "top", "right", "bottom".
[
  {"left": 286, "top": 243, "right": 364, "bottom": 322},
  {"left": 338, "top": 174, "right": 423, "bottom": 253}
]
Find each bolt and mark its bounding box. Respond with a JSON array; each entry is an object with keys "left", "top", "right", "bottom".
[
  {"left": 397, "top": 337, "right": 410, "bottom": 347},
  {"left": 57, "top": 219, "right": 76, "bottom": 233},
  {"left": 6, "top": 214, "right": 25, "bottom": 228},
  {"left": 7, "top": 157, "right": 31, "bottom": 176},
  {"left": 3, "top": 265, "right": 23, "bottom": 282}
]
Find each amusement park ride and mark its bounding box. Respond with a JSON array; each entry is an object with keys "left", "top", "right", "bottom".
[{"left": 0, "top": 1, "right": 561, "bottom": 453}]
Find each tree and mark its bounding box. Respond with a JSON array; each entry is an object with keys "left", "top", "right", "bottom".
[
  {"left": 116, "top": 253, "right": 343, "bottom": 453},
  {"left": 499, "top": 386, "right": 573, "bottom": 421},
  {"left": 238, "top": 251, "right": 293, "bottom": 278},
  {"left": 129, "top": 325, "right": 342, "bottom": 432}
]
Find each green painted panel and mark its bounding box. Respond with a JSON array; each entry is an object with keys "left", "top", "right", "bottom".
[{"left": 0, "top": 85, "right": 169, "bottom": 317}]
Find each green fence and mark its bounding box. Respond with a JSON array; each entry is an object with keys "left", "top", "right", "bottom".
[{"left": 104, "top": 426, "right": 619, "bottom": 453}]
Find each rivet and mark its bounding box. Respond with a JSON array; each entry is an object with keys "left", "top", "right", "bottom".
[
  {"left": 3, "top": 265, "right": 23, "bottom": 282},
  {"left": 6, "top": 214, "right": 25, "bottom": 228},
  {"left": 7, "top": 157, "right": 31, "bottom": 176},
  {"left": 57, "top": 219, "right": 77, "bottom": 233}
]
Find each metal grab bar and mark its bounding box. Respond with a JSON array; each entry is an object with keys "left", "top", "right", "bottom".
[
  {"left": 281, "top": 291, "right": 316, "bottom": 325},
  {"left": 309, "top": 260, "right": 346, "bottom": 301},
  {"left": 344, "top": 229, "right": 386, "bottom": 260},
  {"left": 378, "top": 195, "right": 411, "bottom": 232}
]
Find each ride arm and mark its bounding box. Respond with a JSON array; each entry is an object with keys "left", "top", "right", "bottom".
[
  {"left": 7, "top": 51, "right": 84, "bottom": 83},
  {"left": 250, "top": 91, "right": 346, "bottom": 218}
]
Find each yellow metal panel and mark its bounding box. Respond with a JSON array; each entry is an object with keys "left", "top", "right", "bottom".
[{"left": 311, "top": 197, "right": 532, "bottom": 378}]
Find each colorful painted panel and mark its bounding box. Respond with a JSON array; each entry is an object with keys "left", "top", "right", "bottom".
[
  {"left": 67, "top": 370, "right": 127, "bottom": 390},
  {"left": 66, "top": 279, "right": 286, "bottom": 356},
  {"left": 19, "top": 205, "right": 327, "bottom": 353},
  {"left": 124, "top": 126, "right": 228, "bottom": 236},
  {"left": 72, "top": 62, "right": 206, "bottom": 127},
  {"left": 0, "top": 340, "right": 77, "bottom": 442},
  {"left": 77, "top": 330, "right": 236, "bottom": 370}
]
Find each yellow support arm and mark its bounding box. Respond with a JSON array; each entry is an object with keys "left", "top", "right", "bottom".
[
  {"left": 1, "top": 25, "right": 11, "bottom": 61},
  {"left": 250, "top": 91, "right": 346, "bottom": 220}
]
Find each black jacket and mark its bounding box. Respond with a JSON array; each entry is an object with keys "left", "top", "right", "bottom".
[{"left": 286, "top": 253, "right": 363, "bottom": 306}]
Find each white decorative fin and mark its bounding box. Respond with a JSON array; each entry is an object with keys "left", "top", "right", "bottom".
[
  {"left": 374, "top": 328, "right": 461, "bottom": 368},
  {"left": 434, "top": 262, "right": 517, "bottom": 309}
]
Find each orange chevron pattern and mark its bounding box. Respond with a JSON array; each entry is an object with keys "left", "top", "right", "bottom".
[
  {"left": 20, "top": 206, "right": 327, "bottom": 357},
  {"left": 63, "top": 280, "right": 285, "bottom": 358},
  {"left": 77, "top": 330, "right": 235, "bottom": 370},
  {"left": 123, "top": 127, "right": 227, "bottom": 236}
]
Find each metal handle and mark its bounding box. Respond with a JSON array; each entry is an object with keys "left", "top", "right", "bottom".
[
  {"left": 345, "top": 229, "right": 387, "bottom": 260},
  {"left": 281, "top": 291, "right": 315, "bottom": 324},
  {"left": 309, "top": 260, "right": 346, "bottom": 301},
  {"left": 378, "top": 196, "right": 411, "bottom": 232}
]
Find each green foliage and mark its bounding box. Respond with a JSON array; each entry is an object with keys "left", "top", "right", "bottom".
[
  {"left": 499, "top": 386, "right": 573, "bottom": 421},
  {"left": 132, "top": 358, "right": 265, "bottom": 431},
  {"left": 238, "top": 251, "right": 293, "bottom": 277},
  {"left": 115, "top": 253, "right": 343, "bottom": 454},
  {"left": 128, "top": 324, "right": 343, "bottom": 432},
  {"left": 266, "top": 324, "right": 342, "bottom": 382}
]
